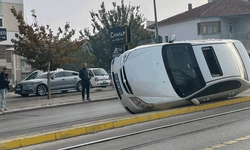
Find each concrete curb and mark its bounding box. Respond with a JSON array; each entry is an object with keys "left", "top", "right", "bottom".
[
  {"left": 7, "top": 88, "right": 112, "bottom": 101},
  {"left": 1, "top": 96, "right": 250, "bottom": 150},
  {"left": 0, "top": 96, "right": 118, "bottom": 115}
]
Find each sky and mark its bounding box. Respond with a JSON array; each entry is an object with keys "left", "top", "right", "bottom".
[{"left": 23, "top": 0, "right": 208, "bottom": 37}]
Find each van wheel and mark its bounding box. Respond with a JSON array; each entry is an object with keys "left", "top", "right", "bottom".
[{"left": 36, "top": 84, "right": 47, "bottom": 96}]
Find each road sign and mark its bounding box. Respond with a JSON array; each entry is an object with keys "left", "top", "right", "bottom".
[{"left": 0, "top": 28, "right": 7, "bottom": 41}]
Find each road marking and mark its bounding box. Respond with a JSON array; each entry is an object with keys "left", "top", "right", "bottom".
[
  {"left": 201, "top": 134, "right": 250, "bottom": 150},
  {"left": 210, "top": 144, "right": 226, "bottom": 148},
  {"left": 223, "top": 140, "right": 238, "bottom": 145}
]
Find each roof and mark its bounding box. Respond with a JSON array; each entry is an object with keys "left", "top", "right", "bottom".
[{"left": 147, "top": 0, "right": 250, "bottom": 29}]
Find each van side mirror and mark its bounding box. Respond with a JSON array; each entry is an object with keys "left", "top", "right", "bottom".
[{"left": 51, "top": 76, "right": 54, "bottom": 80}]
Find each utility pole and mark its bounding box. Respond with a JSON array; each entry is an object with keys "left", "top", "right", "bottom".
[
  {"left": 47, "top": 37, "right": 52, "bottom": 99},
  {"left": 153, "top": 0, "right": 159, "bottom": 44}
]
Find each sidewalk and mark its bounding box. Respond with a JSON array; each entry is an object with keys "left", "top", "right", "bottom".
[{"left": 1, "top": 86, "right": 118, "bottom": 115}]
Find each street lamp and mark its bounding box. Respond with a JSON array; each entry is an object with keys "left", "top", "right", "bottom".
[{"left": 153, "top": 0, "right": 159, "bottom": 44}]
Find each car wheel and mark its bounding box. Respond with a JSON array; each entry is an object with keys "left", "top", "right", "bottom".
[
  {"left": 76, "top": 81, "right": 82, "bottom": 92},
  {"left": 20, "top": 94, "right": 29, "bottom": 97},
  {"left": 36, "top": 84, "right": 47, "bottom": 96},
  {"left": 61, "top": 90, "right": 68, "bottom": 93}
]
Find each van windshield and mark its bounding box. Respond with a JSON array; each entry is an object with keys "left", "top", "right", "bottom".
[{"left": 92, "top": 69, "right": 108, "bottom": 76}]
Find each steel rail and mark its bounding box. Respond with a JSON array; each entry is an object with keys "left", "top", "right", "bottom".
[{"left": 57, "top": 106, "right": 250, "bottom": 150}]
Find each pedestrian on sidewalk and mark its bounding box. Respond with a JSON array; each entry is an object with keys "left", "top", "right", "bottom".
[
  {"left": 79, "top": 63, "right": 91, "bottom": 101},
  {"left": 0, "top": 67, "right": 10, "bottom": 112}
]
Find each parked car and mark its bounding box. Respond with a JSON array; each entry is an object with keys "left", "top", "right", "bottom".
[
  {"left": 88, "top": 68, "right": 111, "bottom": 88},
  {"left": 15, "top": 70, "right": 82, "bottom": 97}
]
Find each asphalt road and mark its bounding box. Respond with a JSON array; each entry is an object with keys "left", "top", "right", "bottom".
[
  {"left": 15, "top": 99, "right": 250, "bottom": 150},
  {"left": 2, "top": 88, "right": 250, "bottom": 150},
  {"left": 0, "top": 98, "right": 128, "bottom": 140}
]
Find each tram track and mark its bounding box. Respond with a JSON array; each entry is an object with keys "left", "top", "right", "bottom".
[{"left": 57, "top": 106, "right": 250, "bottom": 150}]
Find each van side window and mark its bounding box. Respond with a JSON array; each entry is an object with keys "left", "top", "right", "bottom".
[{"left": 202, "top": 46, "right": 223, "bottom": 77}]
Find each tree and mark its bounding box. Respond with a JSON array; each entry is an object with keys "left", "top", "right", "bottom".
[
  {"left": 62, "top": 43, "right": 96, "bottom": 71},
  {"left": 10, "top": 7, "right": 84, "bottom": 72},
  {"left": 84, "top": 0, "right": 154, "bottom": 70}
]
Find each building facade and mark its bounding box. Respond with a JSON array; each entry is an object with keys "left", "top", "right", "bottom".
[
  {"left": 0, "top": 0, "right": 32, "bottom": 90},
  {"left": 148, "top": 0, "right": 250, "bottom": 50}
]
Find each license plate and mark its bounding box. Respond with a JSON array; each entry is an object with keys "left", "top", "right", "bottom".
[{"left": 114, "top": 74, "right": 123, "bottom": 95}]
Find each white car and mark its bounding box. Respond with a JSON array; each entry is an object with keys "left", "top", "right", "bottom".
[
  {"left": 111, "top": 39, "right": 250, "bottom": 114},
  {"left": 88, "top": 68, "right": 111, "bottom": 88}
]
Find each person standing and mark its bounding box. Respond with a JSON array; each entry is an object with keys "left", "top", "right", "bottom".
[
  {"left": 79, "top": 63, "right": 91, "bottom": 101},
  {"left": 0, "top": 68, "right": 9, "bottom": 112}
]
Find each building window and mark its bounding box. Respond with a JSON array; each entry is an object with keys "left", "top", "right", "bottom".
[
  {"left": 21, "top": 60, "right": 31, "bottom": 72},
  {"left": 165, "top": 36, "right": 169, "bottom": 42},
  {"left": 21, "top": 61, "right": 30, "bottom": 67},
  {"left": 197, "top": 21, "right": 221, "bottom": 35},
  {"left": 0, "top": 18, "right": 2, "bottom": 27},
  {"left": 229, "top": 23, "right": 233, "bottom": 32}
]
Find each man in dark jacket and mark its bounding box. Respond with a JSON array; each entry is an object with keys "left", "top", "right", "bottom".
[
  {"left": 79, "top": 63, "right": 91, "bottom": 101},
  {"left": 0, "top": 68, "right": 9, "bottom": 112}
]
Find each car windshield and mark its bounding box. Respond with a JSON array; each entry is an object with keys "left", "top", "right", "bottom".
[
  {"left": 92, "top": 69, "right": 108, "bottom": 76},
  {"left": 36, "top": 73, "right": 54, "bottom": 79}
]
